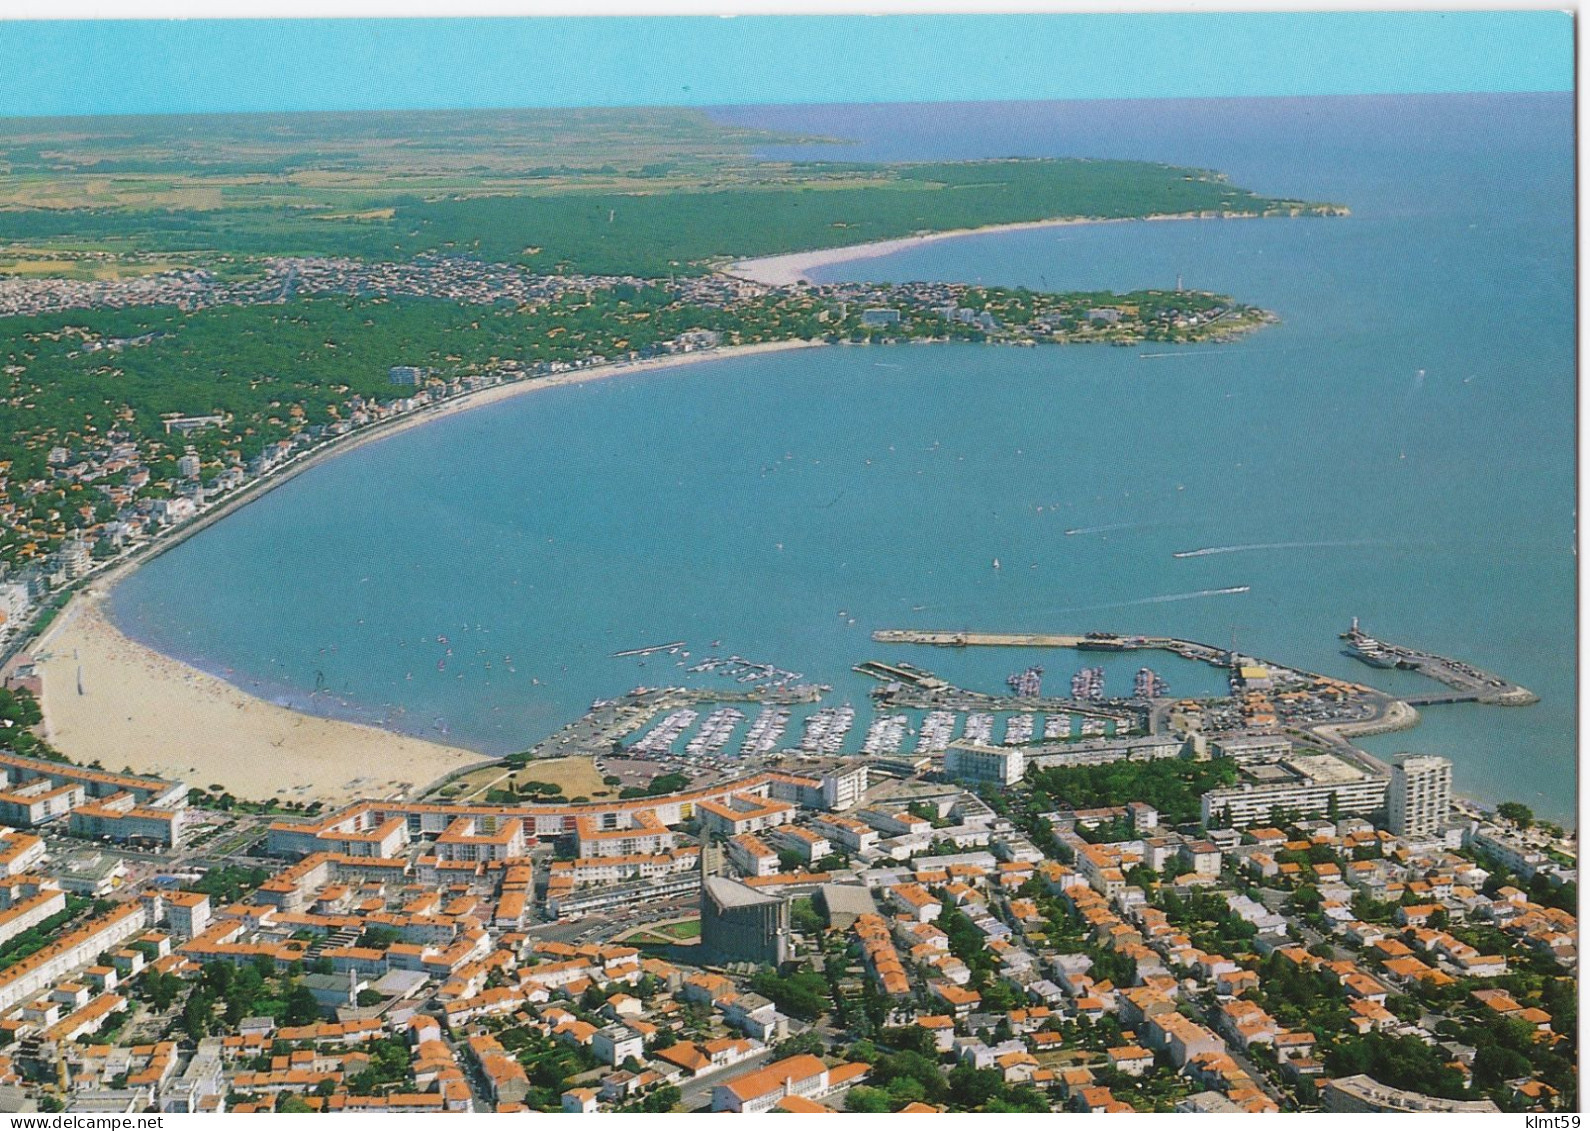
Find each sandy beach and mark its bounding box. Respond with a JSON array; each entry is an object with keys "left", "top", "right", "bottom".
[
  {"left": 34, "top": 590, "right": 492, "bottom": 805},
  {"left": 22, "top": 339, "right": 822, "bottom": 805},
  {"left": 725, "top": 213, "right": 1218, "bottom": 285}
]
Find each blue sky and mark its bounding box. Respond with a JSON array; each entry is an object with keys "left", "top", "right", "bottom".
[{"left": 0, "top": 12, "right": 1573, "bottom": 118}]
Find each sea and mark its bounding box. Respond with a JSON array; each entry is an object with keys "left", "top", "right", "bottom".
[{"left": 109, "top": 94, "right": 1577, "bottom": 820}]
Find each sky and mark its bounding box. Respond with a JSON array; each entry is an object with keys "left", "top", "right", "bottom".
[{"left": 0, "top": 11, "right": 1574, "bottom": 118}]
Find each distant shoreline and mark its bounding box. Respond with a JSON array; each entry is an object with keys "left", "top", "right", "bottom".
[{"left": 725, "top": 211, "right": 1256, "bottom": 285}]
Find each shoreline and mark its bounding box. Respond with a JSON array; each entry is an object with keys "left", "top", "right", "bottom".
[
  {"left": 725, "top": 211, "right": 1247, "bottom": 285},
  {"left": 73, "top": 337, "right": 826, "bottom": 594},
  {"left": 21, "top": 338, "right": 822, "bottom": 803},
  {"left": 33, "top": 590, "right": 495, "bottom": 806}
]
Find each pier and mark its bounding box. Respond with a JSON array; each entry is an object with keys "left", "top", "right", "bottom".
[
  {"left": 613, "top": 641, "right": 686, "bottom": 658},
  {"left": 872, "top": 628, "right": 1230, "bottom": 668},
  {"left": 873, "top": 629, "right": 1088, "bottom": 648},
  {"left": 1341, "top": 622, "right": 1539, "bottom": 706},
  {"left": 1402, "top": 692, "right": 1484, "bottom": 707}
]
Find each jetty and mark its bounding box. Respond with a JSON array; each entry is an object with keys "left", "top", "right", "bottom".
[
  {"left": 1340, "top": 621, "right": 1538, "bottom": 706},
  {"left": 872, "top": 629, "right": 1230, "bottom": 668},
  {"left": 613, "top": 641, "right": 686, "bottom": 658},
  {"left": 874, "top": 630, "right": 1088, "bottom": 648}
]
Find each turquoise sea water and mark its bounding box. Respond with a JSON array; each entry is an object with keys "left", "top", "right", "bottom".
[{"left": 110, "top": 95, "right": 1576, "bottom": 819}]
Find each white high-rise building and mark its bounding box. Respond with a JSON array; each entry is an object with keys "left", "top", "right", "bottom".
[
  {"left": 945, "top": 741, "right": 1026, "bottom": 786},
  {"left": 1388, "top": 754, "right": 1453, "bottom": 838}
]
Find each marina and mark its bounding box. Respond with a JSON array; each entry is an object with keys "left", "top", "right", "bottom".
[
  {"left": 738, "top": 705, "right": 791, "bottom": 755},
  {"left": 962, "top": 711, "right": 994, "bottom": 745},
  {"left": 799, "top": 704, "right": 856, "bottom": 754},
  {"left": 632, "top": 708, "right": 698, "bottom": 754},
  {"left": 1003, "top": 713, "right": 1034, "bottom": 745},
  {"left": 861, "top": 712, "right": 909, "bottom": 755},
  {"left": 687, "top": 654, "right": 804, "bottom": 686},
  {"left": 684, "top": 706, "right": 744, "bottom": 756}
]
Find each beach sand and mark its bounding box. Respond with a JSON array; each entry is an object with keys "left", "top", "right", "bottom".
[
  {"left": 725, "top": 212, "right": 1218, "bottom": 285},
  {"left": 34, "top": 590, "right": 492, "bottom": 805},
  {"left": 22, "top": 339, "right": 827, "bottom": 807}
]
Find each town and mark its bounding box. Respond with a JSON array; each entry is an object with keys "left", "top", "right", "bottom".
[{"left": 0, "top": 623, "right": 1570, "bottom": 1114}]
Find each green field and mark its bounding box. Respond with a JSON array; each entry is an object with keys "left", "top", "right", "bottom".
[{"left": 624, "top": 918, "right": 702, "bottom": 946}]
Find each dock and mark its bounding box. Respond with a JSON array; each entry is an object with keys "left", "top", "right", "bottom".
[
  {"left": 853, "top": 656, "right": 1145, "bottom": 728},
  {"left": 613, "top": 641, "right": 686, "bottom": 658},
  {"left": 1341, "top": 622, "right": 1538, "bottom": 706},
  {"left": 872, "top": 630, "right": 1088, "bottom": 648},
  {"left": 871, "top": 629, "right": 1230, "bottom": 668}
]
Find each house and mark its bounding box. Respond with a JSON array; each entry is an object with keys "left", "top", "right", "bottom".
[
  {"left": 592, "top": 1025, "right": 644, "bottom": 1067},
  {"left": 1107, "top": 1046, "right": 1155, "bottom": 1077},
  {"left": 722, "top": 993, "right": 784, "bottom": 1043}
]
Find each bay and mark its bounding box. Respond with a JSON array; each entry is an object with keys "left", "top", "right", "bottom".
[{"left": 111, "top": 94, "right": 1576, "bottom": 819}]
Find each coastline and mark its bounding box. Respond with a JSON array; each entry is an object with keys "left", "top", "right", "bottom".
[
  {"left": 34, "top": 589, "right": 493, "bottom": 805},
  {"left": 725, "top": 211, "right": 1240, "bottom": 285},
  {"left": 11, "top": 207, "right": 1313, "bottom": 806},
  {"left": 22, "top": 338, "right": 822, "bottom": 803},
  {"left": 79, "top": 337, "right": 826, "bottom": 591}
]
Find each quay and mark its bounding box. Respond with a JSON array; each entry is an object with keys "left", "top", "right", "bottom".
[
  {"left": 1340, "top": 621, "right": 1539, "bottom": 706},
  {"left": 872, "top": 628, "right": 1230, "bottom": 668},
  {"left": 873, "top": 629, "right": 1088, "bottom": 648}
]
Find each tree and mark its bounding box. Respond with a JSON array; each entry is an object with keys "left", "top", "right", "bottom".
[
  {"left": 847, "top": 1039, "right": 879, "bottom": 1064},
  {"left": 771, "top": 1030, "right": 826, "bottom": 1059},
  {"left": 868, "top": 1050, "right": 947, "bottom": 1103},
  {"left": 630, "top": 1085, "right": 680, "bottom": 1113},
  {"left": 1325, "top": 1033, "right": 1467, "bottom": 1099},
  {"left": 844, "top": 1086, "right": 895, "bottom": 1113},
  {"left": 1473, "top": 1044, "right": 1532, "bottom": 1089},
  {"left": 879, "top": 1025, "right": 938, "bottom": 1059},
  {"left": 182, "top": 993, "right": 212, "bottom": 1040},
  {"left": 947, "top": 1065, "right": 1005, "bottom": 1110},
  {"left": 144, "top": 971, "right": 181, "bottom": 1011},
  {"left": 790, "top": 898, "right": 824, "bottom": 935},
  {"left": 1126, "top": 865, "right": 1160, "bottom": 891},
  {"left": 750, "top": 968, "right": 829, "bottom": 1021},
  {"left": 1290, "top": 884, "right": 1322, "bottom": 915},
  {"left": 1496, "top": 802, "right": 1534, "bottom": 829},
  {"left": 283, "top": 982, "right": 322, "bottom": 1026}
]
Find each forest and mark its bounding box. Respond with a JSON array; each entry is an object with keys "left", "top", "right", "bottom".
[{"left": 0, "top": 156, "right": 1341, "bottom": 278}]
